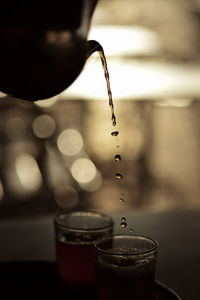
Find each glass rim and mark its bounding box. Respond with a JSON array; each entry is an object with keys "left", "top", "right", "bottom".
[
  {"left": 54, "top": 209, "right": 114, "bottom": 232},
  {"left": 94, "top": 234, "right": 158, "bottom": 256}
]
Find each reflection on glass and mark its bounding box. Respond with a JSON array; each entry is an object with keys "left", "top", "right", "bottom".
[{"left": 0, "top": 180, "right": 4, "bottom": 201}]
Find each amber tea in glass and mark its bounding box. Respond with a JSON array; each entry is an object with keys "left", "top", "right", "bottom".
[
  {"left": 54, "top": 210, "right": 113, "bottom": 297},
  {"left": 94, "top": 234, "right": 158, "bottom": 300}
]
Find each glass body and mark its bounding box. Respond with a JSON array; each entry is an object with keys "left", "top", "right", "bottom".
[
  {"left": 54, "top": 210, "right": 113, "bottom": 296},
  {"left": 94, "top": 234, "right": 158, "bottom": 300}
]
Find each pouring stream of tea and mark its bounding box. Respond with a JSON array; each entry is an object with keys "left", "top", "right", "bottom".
[
  {"left": 97, "top": 47, "right": 133, "bottom": 232},
  {"left": 98, "top": 50, "right": 116, "bottom": 127}
]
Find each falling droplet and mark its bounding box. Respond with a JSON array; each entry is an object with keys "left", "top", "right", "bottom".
[
  {"left": 112, "top": 114, "right": 116, "bottom": 126},
  {"left": 120, "top": 198, "right": 125, "bottom": 204},
  {"left": 115, "top": 173, "right": 123, "bottom": 180},
  {"left": 115, "top": 154, "right": 121, "bottom": 162},
  {"left": 120, "top": 221, "right": 127, "bottom": 228},
  {"left": 111, "top": 131, "right": 119, "bottom": 137},
  {"left": 120, "top": 193, "right": 125, "bottom": 204},
  {"left": 121, "top": 217, "right": 126, "bottom": 222},
  {"left": 129, "top": 228, "right": 134, "bottom": 233}
]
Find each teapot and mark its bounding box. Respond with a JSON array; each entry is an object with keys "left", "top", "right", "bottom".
[{"left": 0, "top": 0, "right": 101, "bottom": 101}]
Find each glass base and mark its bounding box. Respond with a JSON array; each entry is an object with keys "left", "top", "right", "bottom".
[{"left": 0, "top": 261, "right": 181, "bottom": 300}]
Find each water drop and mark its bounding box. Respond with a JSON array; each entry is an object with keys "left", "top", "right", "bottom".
[
  {"left": 120, "top": 221, "right": 127, "bottom": 228},
  {"left": 111, "top": 131, "right": 119, "bottom": 137},
  {"left": 120, "top": 198, "right": 125, "bottom": 204},
  {"left": 115, "top": 154, "right": 121, "bottom": 162},
  {"left": 129, "top": 228, "right": 134, "bottom": 233},
  {"left": 115, "top": 173, "right": 123, "bottom": 180},
  {"left": 121, "top": 217, "right": 126, "bottom": 222}
]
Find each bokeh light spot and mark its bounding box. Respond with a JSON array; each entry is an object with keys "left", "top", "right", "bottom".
[
  {"left": 71, "top": 158, "right": 96, "bottom": 184},
  {"left": 15, "top": 153, "right": 42, "bottom": 191},
  {"left": 57, "top": 129, "right": 83, "bottom": 156},
  {"left": 32, "top": 114, "right": 56, "bottom": 138}
]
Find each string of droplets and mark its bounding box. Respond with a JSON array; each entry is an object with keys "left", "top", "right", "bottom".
[
  {"left": 98, "top": 49, "right": 134, "bottom": 233},
  {"left": 112, "top": 131, "right": 128, "bottom": 230}
]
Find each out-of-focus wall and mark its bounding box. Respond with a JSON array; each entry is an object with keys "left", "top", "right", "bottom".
[{"left": 1, "top": 0, "right": 200, "bottom": 217}]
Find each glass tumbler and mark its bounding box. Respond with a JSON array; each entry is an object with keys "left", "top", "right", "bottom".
[
  {"left": 54, "top": 210, "right": 113, "bottom": 297},
  {"left": 94, "top": 234, "right": 158, "bottom": 300}
]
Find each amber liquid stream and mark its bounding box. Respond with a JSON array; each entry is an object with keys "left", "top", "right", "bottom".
[{"left": 98, "top": 49, "right": 134, "bottom": 231}]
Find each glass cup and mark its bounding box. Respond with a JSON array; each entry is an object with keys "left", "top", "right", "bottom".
[
  {"left": 54, "top": 210, "right": 113, "bottom": 297},
  {"left": 94, "top": 234, "right": 158, "bottom": 300}
]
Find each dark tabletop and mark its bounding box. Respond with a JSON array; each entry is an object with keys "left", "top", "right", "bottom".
[{"left": 0, "top": 208, "right": 198, "bottom": 300}]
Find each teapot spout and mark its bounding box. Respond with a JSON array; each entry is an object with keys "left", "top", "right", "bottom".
[{"left": 86, "top": 40, "right": 103, "bottom": 59}]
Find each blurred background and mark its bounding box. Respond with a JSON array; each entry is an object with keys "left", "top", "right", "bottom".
[
  {"left": 1, "top": 0, "right": 200, "bottom": 218},
  {"left": 2, "top": 1, "right": 200, "bottom": 298}
]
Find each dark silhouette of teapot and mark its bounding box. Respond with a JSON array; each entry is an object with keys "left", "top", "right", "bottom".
[{"left": 0, "top": 0, "right": 101, "bottom": 101}]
